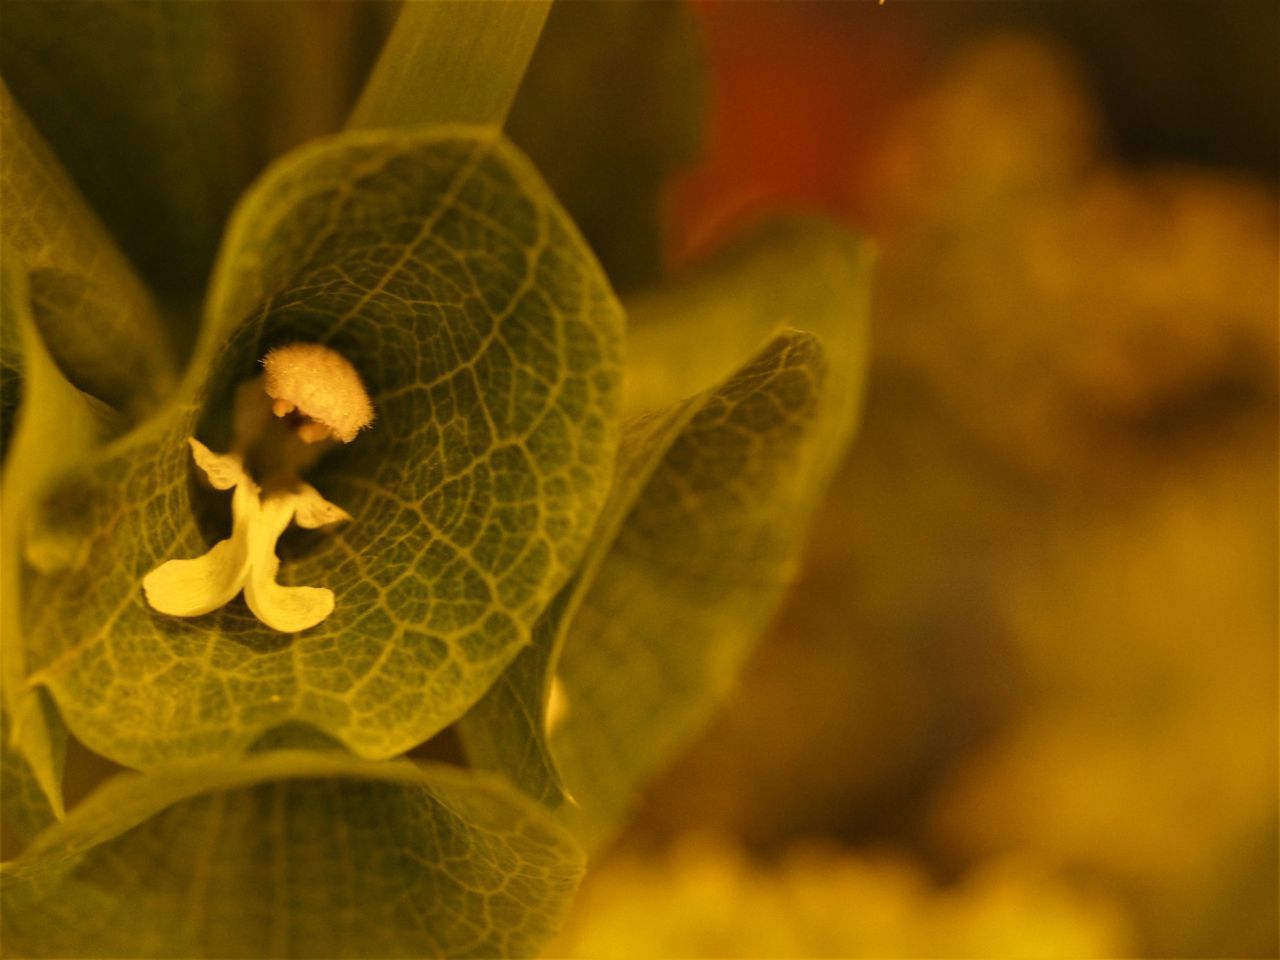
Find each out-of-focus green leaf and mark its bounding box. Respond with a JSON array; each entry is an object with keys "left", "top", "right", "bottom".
[
  {"left": 0, "top": 267, "right": 111, "bottom": 820},
  {"left": 0, "top": 83, "right": 176, "bottom": 418},
  {"left": 458, "top": 404, "right": 701, "bottom": 809},
  {"left": 348, "top": 0, "right": 551, "bottom": 132},
  {"left": 0, "top": 695, "right": 64, "bottom": 853},
  {"left": 458, "top": 590, "right": 574, "bottom": 809},
  {"left": 0, "top": 751, "right": 584, "bottom": 958},
  {"left": 505, "top": 0, "right": 707, "bottom": 293},
  {"left": 21, "top": 126, "right": 622, "bottom": 770},
  {"left": 460, "top": 221, "right": 872, "bottom": 844},
  {"left": 0, "top": 283, "right": 19, "bottom": 462},
  {"left": 0, "top": 1, "right": 252, "bottom": 313},
  {"left": 554, "top": 331, "right": 848, "bottom": 847},
  {"left": 621, "top": 219, "right": 871, "bottom": 419}
]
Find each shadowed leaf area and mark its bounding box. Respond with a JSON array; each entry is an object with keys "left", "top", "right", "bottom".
[
  {"left": 0, "top": 0, "right": 251, "bottom": 310},
  {"left": 0, "top": 83, "right": 175, "bottom": 423},
  {"left": 0, "top": 289, "right": 20, "bottom": 461},
  {"left": 0, "top": 700, "right": 62, "bottom": 853},
  {"left": 506, "top": 0, "right": 706, "bottom": 293}
]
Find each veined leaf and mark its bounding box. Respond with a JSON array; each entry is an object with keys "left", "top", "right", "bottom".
[
  {"left": 0, "top": 0, "right": 252, "bottom": 311},
  {"left": 0, "top": 694, "right": 64, "bottom": 853},
  {"left": 0, "top": 83, "right": 176, "bottom": 418},
  {"left": 458, "top": 398, "right": 702, "bottom": 809},
  {"left": 349, "top": 0, "right": 551, "bottom": 132},
  {"left": 0, "top": 266, "right": 114, "bottom": 820},
  {"left": 460, "top": 221, "right": 872, "bottom": 843},
  {"left": 506, "top": 0, "right": 707, "bottom": 293},
  {"left": 20, "top": 127, "right": 622, "bottom": 770},
  {"left": 456, "top": 589, "right": 572, "bottom": 809},
  {"left": 0, "top": 751, "right": 585, "bottom": 958}
]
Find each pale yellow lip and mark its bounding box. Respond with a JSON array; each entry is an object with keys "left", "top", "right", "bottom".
[
  {"left": 142, "top": 438, "right": 352, "bottom": 633},
  {"left": 142, "top": 343, "right": 372, "bottom": 632}
]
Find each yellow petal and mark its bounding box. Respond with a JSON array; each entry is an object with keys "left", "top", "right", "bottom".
[
  {"left": 142, "top": 517, "right": 251, "bottom": 619},
  {"left": 241, "top": 494, "right": 335, "bottom": 633},
  {"left": 142, "top": 482, "right": 256, "bottom": 616},
  {"left": 292, "top": 484, "right": 353, "bottom": 529},
  {"left": 188, "top": 437, "right": 247, "bottom": 490},
  {"left": 142, "top": 440, "right": 349, "bottom": 631},
  {"left": 244, "top": 573, "right": 335, "bottom": 633}
]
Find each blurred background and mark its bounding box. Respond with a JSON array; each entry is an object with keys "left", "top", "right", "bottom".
[{"left": 552, "top": 2, "right": 1279, "bottom": 958}]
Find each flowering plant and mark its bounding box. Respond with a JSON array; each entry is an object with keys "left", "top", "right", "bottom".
[{"left": 0, "top": 4, "right": 869, "bottom": 956}]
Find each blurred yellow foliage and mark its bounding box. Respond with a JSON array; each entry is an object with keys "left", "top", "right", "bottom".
[
  {"left": 555, "top": 834, "right": 1134, "bottom": 959},
  {"left": 615, "top": 31, "right": 1277, "bottom": 959},
  {"left": 872, "top": 35, "right": 1278, "bottom": 476},
  {"left": 934, "top": 436, "right": 1278, "bottom": 955},
  {"left": 876, "top": 36, "right": 1279, "bottom": 956}
]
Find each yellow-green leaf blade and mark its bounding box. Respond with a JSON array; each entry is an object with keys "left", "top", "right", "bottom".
[
  {"left": 22, "top": 128, "right": 622, "bottom": 770},
  {"left": 0, "top": 752, "right": 584, "bottom": 958},
  {"left": 460, "top": 221, "right": 872, "bottom": 845},
  {"left": 0, "top": 82, "right": 176, "bottom": 418},
  {"left": 0, "top": 695, "right": 65, "bottom": 851},
  {"left": 623, "top": 218, "right": 872, "bottom": 426},
  {"left": 0, "top": 266, "right": 114, "bottom": 820},
  {"left": 0, "top": 1, "right": 253, "bottom": 310},
  {"left": 556, "top": 226, "right": 871, "bottom": 849},
  {"left": 458, "top": 398, "right": 703, "bottom": 809}
]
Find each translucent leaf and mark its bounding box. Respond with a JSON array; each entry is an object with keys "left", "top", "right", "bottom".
[
  {"left": 0, "top": 1, "right": 253, "bottom": 309},
  {"left": 0, "top": 267, "right": 112, "bottom": 819},
  {"left": 459, "top": 221, "right": 872, "bottom": 844},
  {"left": 0, "top": 752, "right": 584, "bottom": 958},
  {"left": 621, "top": 219, "right": 871, "bottom": 420},
  {"left": 0, "top": 695, "right": 65, "bottom": 853},
  {"left": 19, "top": 127, "right": 622, "bottom": 770},
  {"left": 0, "top": 83, "right": 176, "bottom": 418}
]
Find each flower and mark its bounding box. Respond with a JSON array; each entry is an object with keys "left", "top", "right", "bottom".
[{"left": 142, "top": 344, "right": 373, "bottom": 633}]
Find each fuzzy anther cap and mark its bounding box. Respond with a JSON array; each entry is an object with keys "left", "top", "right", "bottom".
[{"left": 262, "top": 343, "right": 374, "bottom": 444}]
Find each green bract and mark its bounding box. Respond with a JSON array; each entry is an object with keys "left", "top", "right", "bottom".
[
  {"left": 1, "top": 753, "right": 584, "bottom": 959},
  {"left": 460, "top": 222, "right": 873, "bottom": 844},
  {"left": 21, "top": 126, "right": 623, "bottom": 770},
  {"left": 0, "top": 1, "right": 251, "bottom": 318},
  {"left": 1, "top": 4, "right": 872, "bottom": 956}
]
